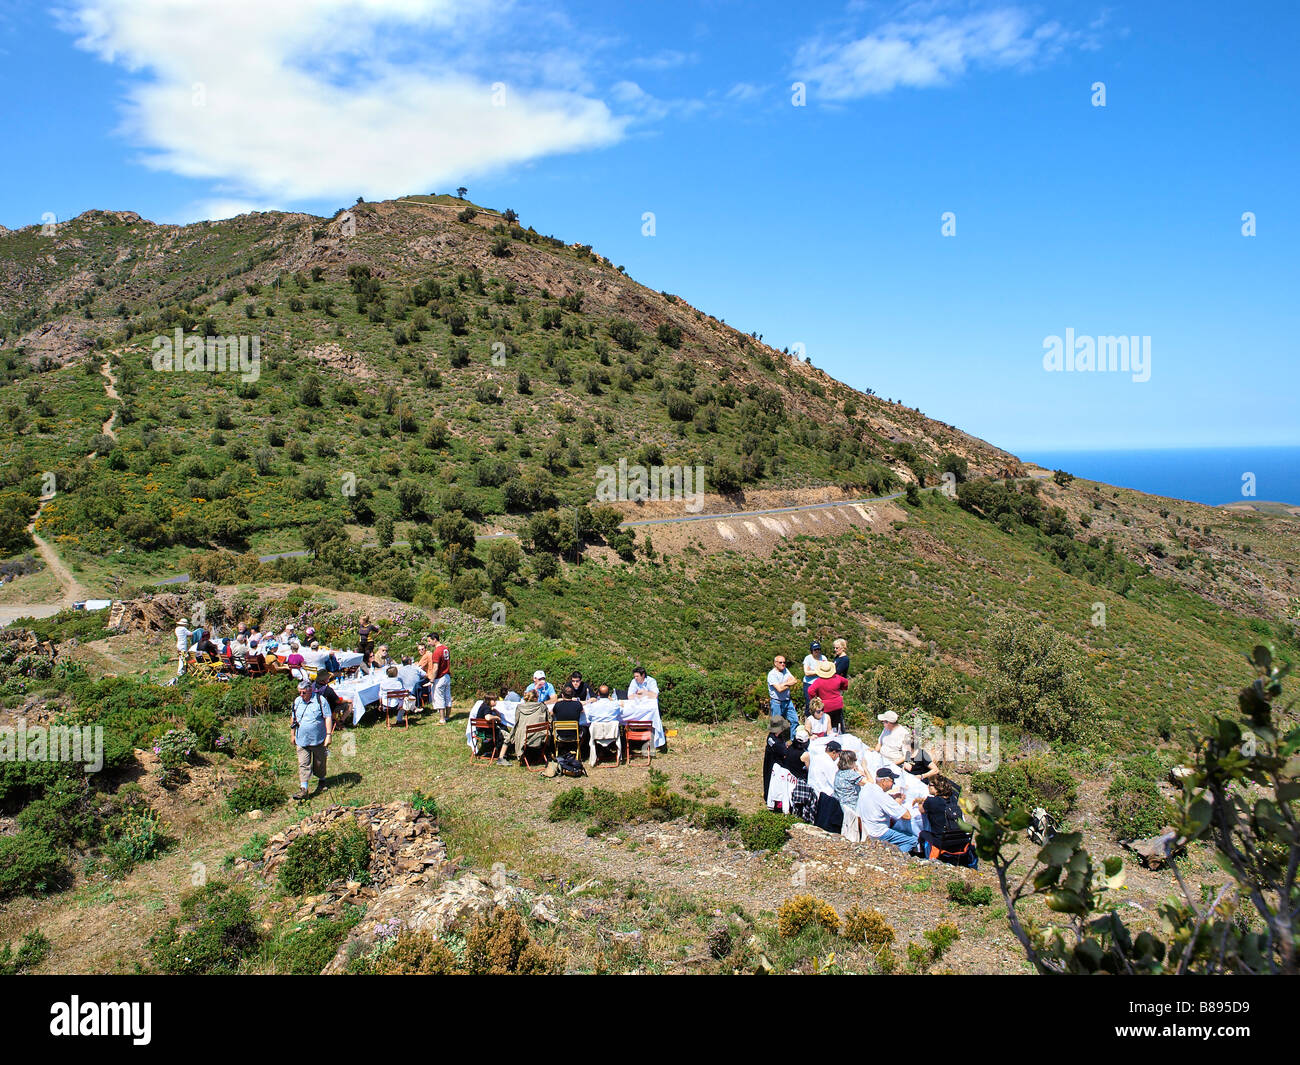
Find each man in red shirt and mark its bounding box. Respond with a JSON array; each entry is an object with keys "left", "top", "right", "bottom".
[{"left": 428, "top": 631, "right": 452, "bottom": 723}]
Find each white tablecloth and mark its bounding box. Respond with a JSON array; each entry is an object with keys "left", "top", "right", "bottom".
[
  {"left": 464, "top": 698, "right": 666, "bottom": 753},
  {"left": 332, "top": 676, "right": 381, "bottom": 726}
]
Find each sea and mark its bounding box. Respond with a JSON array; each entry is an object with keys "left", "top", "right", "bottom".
[{"left": 1021, "top": 447, "right": 1300, "bottom": 508}]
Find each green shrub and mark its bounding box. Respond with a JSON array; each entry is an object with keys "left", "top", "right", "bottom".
[
  {"left": 1105, "top": 778, "right": 1176, "bottom": 840},
  {"left": 278, "top": 820, "right": 372, "bottom": 896},
  {"left": 269, "top": 911, "right": 360, "bottom": 974},
  {"left": 102, "top": 805, "right": 165, "bottom": 878},
  {"left": 971, "top": 756, "right": 1077, "bottom": 823},
  {"left": 981, "top": 614, "right": 1101, "bottom": 741},
  {"left": 227, "top": 774, "right": 285, "bottom": 814},
  {"left": 409, "top": 790, "right": 438, "bottom": 818},
  {"left": 548, "top": 787, "right": 588, "bottom": 822},
  {"left": 739, "top": 810, "right": 796, "bottom": 852},
  {"left": 239, "top": 833, "right": 269, "bottom": 862},
  {"left": 153, "top": 727, "right": 200, "bottom": 770},
  {"left": 0, "top": 831, "right": 67, "bottom": 899},
  {"left": 0, "top": 930, "right": 51, "bottom": 975},
  {"left": 946, "top": 880, "right": 992, "bottom": 906},
  {"left": 148, "top": 881, "right": 262, "bottom": 974}
]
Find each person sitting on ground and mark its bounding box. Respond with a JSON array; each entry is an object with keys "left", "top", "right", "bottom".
[
  {"left": 628, "top": 666, "right": 658, "bottom": 701},
  {"left": 856, "top": 766, "right": 922, "bottom": 854},
  {"left": 568, "top": 670, "right": 592, "bottom": 701},
  {"left": 762, "top": 716, "right": 789, "bottom": 796},
  {"left": 875, "top": 710, "right": 912, "bottom": 765},
  {"left": 917, "top": 775, "right": 974, "bottom": 865},
  {"left": 807, "top": 738, "right": 845, "bottom": 832},
  {"left": 784, "top": 727, "right": 818, "bottom": 822},
  {"left": 378, "top": 663, "right": 408, "bottom": 725},
  {"left": 901, "top": 741, "right": 940, "bottom": 781},
  {"left": 808, "top": 658, "right": 849, "bottom": 734},
  {"left": 805, "top": 697, "right": 832, "bottom": 740},
  {"left": 525, "top": 670, "right": 556, "bottom": 703}
]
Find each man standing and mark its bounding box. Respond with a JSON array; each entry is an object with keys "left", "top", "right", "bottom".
[
  {"left": 428, "top": 631, "right": 452, "bottom": 723},
  {"left": 290, "top": 678, "right": 332, "bottom": 801},
  {"left": 856, "top": 766, "right": 921, "bottom": 854},
  {"left": 766, "top": 654, "right": 799, "bottom": 738}
]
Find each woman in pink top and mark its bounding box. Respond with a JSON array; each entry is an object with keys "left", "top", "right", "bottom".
[{"left": 807, "top": 660, "right": 849, "bottom": 734}]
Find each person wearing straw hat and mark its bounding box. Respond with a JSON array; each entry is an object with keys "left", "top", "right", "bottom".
[
  {"left": 175, "top": 617, "right": 190, "bottom": 675},
  {"left": 807, "top": 657, "right": 849, "bottom": 734},
  {"left": 875, "top": 709, "right": 913, "bottom": 765},
  {"left": 290, "top": 677, "right": 332, "bottom": 800}
]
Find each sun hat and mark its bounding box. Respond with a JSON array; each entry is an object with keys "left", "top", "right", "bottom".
[
  {"left": 814, "top": 659, "right": 837, "bottom": 679},
  {"left": 877, "top": 710, "right": 899, "bottom": 723},
  {"left": 768, "top": 716, "right": 788, "bottom": 735},
  {"left": 297, "top": 679, "right": 312, "bottom": 691},
  {"left": 178, "top": 617, "right": 188, "bottom": 626}
]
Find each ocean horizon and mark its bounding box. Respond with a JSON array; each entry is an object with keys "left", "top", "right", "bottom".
[{"left": 1020, "top": 446, "right": 1300, "bottom": 508}]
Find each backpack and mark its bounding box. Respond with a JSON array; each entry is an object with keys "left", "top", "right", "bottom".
[
  {"left": 556, "top": 754, "right": 586, "bottom": 778},
  {"left": 1028, "top": 806, "right": 1057, "bottom": 846}
]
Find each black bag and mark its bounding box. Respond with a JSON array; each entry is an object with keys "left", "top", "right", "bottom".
[{"left": 556, "top": 754, "right": 586, "bottom": 778}]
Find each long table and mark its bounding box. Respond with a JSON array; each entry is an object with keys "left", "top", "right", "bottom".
[{"left": 464, "top": 698, "right": 665, "bottom": 753}]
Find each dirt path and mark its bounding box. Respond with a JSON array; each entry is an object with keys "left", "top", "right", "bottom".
[{"left": 93, "top": 358, "right": 119, "bottom": 452}]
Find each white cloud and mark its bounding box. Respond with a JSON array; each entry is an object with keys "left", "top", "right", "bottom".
[
  {"left": 795, "top": 6, "right": 1078, "bottom": 100},
  {"left": 60, "top": 0, "right": 628, "bottom": 205}
]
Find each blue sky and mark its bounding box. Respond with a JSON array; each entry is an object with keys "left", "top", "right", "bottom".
[{"left": 2, "top": 0, "right": 1296, "bottom": 453}]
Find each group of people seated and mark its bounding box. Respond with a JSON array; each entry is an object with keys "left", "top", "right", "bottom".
[
  {"left": 763, "top": 703, "right": 975, "bottom": 867},
  {"left": 469, "top": 666, "right": 661, "bottom": 767}
]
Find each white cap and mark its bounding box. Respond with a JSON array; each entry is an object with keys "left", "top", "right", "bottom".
[
  {"left": 533, "top": 670, "right": 546, "bottom": 680},
  {"left": 878, "top": 710, "right": 899, "bottom": 723}
]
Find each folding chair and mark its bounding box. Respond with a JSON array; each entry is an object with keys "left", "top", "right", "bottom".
[
  {"left": 552, "top": 719, "right": 581, "bottom": 760},
  {"left": 380, "top": 688, "right": 411, "bottom": 730},
  {"left": 519, "top": 722, "right": 551, "bottom": 771},
  {"left": 587, "top": 720, "right": 621, "bottom": 769},
  {"left": 623, "top": 720, "right": 654, "bottom": 765},
  {"left": 246, "top": 657, "right": 267, "bottom": 678},
  {"left": 470, "top": 717, "right": 501, "bottom": 763}
]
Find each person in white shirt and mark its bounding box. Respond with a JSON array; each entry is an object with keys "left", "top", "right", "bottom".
[
  {"left": 628, "top": 667, "right": 658, "bottom": 700},
  {"left": 377, "top": 664, "right": 408, "bottom": 726},
  {"left": 875, "top": 710, "right": 913, "bottom": 764},
  {"left": 856, "top": 766, "right": 922, "bottom": 853},
  {"left": 766, "top": 654, "right": 799, "bottom": 739},
  {"left": 586, "top": 685, "right": 622, "bottom": 723},
  {"left": 808, "top": 739, "right": 840, "bottom": 798},
  {"left": 802, "top": 641, "right": 827, "bottom": 705},
  {"left": 175, "top": 617, "right": 190, "bottom": 675},
  {"left": 805, "top": 699, "right": 832, "bottom": 740}
]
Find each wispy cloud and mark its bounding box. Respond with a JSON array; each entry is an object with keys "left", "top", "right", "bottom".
[
  {"left": 795, "top": 4, "right": 1089, "bottom": 101},
  {"left": 59, "top": 0, "right": 628, "bottom": 207}
]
